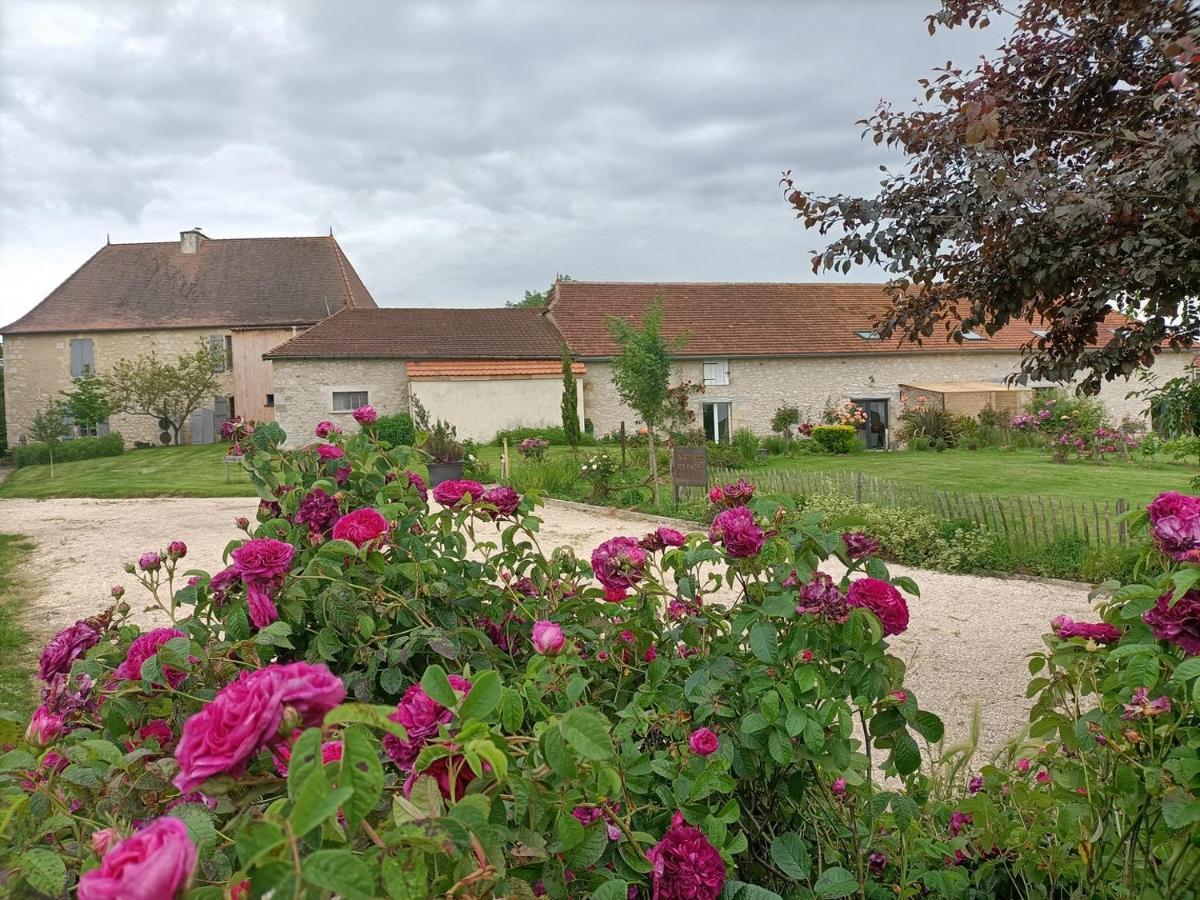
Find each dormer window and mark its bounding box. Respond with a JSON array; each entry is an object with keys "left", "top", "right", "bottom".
[
  {"left": 961, "top": 330, "right": 986, "bottom": 341},
  {"left": 1031, "top": 328, "right": 1050, "bottom": 338},
  {"left": 856, "top": 330, "right": 881, "bottom": 341}
]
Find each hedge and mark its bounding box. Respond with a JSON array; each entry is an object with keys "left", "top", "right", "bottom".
[
  {"left": 492, "top": 425, "right": 598, "bottom": 447},
  {"left": 374, "top": 413, "right": 415, "bottom": 448},
  {"left": 811, "top": 424, "right": 858, "bottom": 454},
  {"left": 11, "top": 432, "right": 124, "bottom": 467}
]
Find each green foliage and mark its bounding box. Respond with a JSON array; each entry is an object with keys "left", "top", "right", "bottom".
[
  {"left": 731, "top": 428, "right": 759, "bottom": 466},
  {"left": 898, "top": 403, "right": 961, "bottom": 450},
  {"left": 771, "top": 406, "right": 799, "bottom": 437},
  {"left": 760, "top": 435, "right": 789, "bottom": 456},
  {"left": 60, "top": 372, "right": 114, "bottom": 433},
  {"left": 422, "top": 419, "right": 464, "bottom": 465},
  {"left": 810, "top": 425, "right": 857, "bottom": 454},
  {"left": 0, "top": 534, "right": 35, "bottom": 714},
  {"left": 493, "top": 425, "right": 598, "bottom": 447},
  {"left": 11, "top": 432, "right": 124, "bottom": 468},
  {"left": 1131, "top": 362, "right": 1200, "bottom": 437},
  {"left": 374, "top": 413, "right": 415, "bottom": 448},
  {"left": 461, "top": 439, "right": 492, "bottom": 481},
  {"left": 561, "top": 349, "right": 581, "bottom": 451},
  {"left": 27, "top": 402, "right": 70, "bottom": 476},
  {"left": 100, "top": 343, "right": 221, "bottom": 445}
]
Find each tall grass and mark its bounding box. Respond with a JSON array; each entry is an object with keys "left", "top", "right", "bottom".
[
  {"left": 506, "top": 455, "right": 584, "bottom": 499},
  {"left": 0, "top": 534, "right": 35, "bottom": 714}
]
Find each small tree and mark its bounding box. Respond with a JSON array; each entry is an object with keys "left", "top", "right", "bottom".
[
  {"left": 560, "top": 347, "right": 581, "bottom": 453},
  {"left": 606, "top": 297, "right": 685, "bottom": 505},
  {"left": 29, "top": 401, "right": 68, "bottom": 477},
  {"left": 61, "top": 371, "right": 114, "bottom": 436},
  {"left": 102, "top": 343, "right": 221, "bottom": 445}
]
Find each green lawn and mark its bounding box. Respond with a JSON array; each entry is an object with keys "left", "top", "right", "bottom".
[
  {"left": 745, "top": 447, "right": 1194, "bottom": 507},
  {"left": 0, "top": 445, "right": 260, "bottom": 499},
  {"left": 0, "top": 534, "right": 36, "bottom": 714}
]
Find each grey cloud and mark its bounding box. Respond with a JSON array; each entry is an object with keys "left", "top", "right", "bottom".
[{"left": 0, "top": 0, "right": 1004, "bottom": 318}]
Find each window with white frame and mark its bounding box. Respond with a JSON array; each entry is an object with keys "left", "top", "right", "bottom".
[
  {"left": 702, "top": 359, "right": 730, "bottom": 386},
  {"left": 332, "top": 390, "right": 369, "bottom": 411}
]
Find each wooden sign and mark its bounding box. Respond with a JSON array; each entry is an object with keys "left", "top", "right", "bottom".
[{"left": 671, "top": 446, "right": 708, "bottom": 504}]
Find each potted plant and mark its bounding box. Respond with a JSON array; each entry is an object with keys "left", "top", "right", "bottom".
[{"left": 423, "top": 419, "right": 465, "bottom": 486}]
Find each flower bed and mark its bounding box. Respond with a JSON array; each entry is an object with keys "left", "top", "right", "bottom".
[{"left": 1, "top": 424, "right": 1197, "bottom": 898}]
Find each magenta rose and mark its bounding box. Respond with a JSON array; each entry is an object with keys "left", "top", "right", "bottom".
[
  {"left": 314, "top": 420, "right": 340, "bottom": 438},
  {"left": 231, "top": 538, "right": 295, "bottom": 580},
  {"left": 274, "top": 734, "right": 344, "bottom": 776},
  {"left": 688, "top": 727, "right": 719, "bottom": 756},
  {"left": 842, "top": 531, "right": 881, "bottom": 559},
  {"left": 134, "top": 719, "right": 176, "bottom": 750},
  {"left": 316, "top": 443, "right": 345, "bottom": 461},
  {"left": 708, "top": 478, "right": 754, "bottom": 508},
  {"left": 1050, "top": 615, "right": 1121, "bottom": 645},
  {"left": 639, "top": 527, "right": 687, "bottom": 552},
  {"left": 138, "top": 552, "right": 162, "bottom": 572},
  {"left": 481, "top": 486, "right": 521, "bottom": 518},
  {"left": 25, "top": 704, "right": 66, "bottom": 746},
  {"left": 38, "top": 620, "right": 101, "bottom": 682},
  {"left": 352, "top": 404, "right": 378, "bottom": 425},
  {"left": 332, "top": 507, "right": 389, "bottom": 547},
  {"left": 77, "top": 816, "right": 197, "bottom": 900},
  {"left": 173, "top": 662, "right": 345, "bottom": 792},
  {"left": 591, "top": 536, "right": 648, "bottom": 590},
  {"left": 405, "top": 470, "right": 428, "bottom": 501},
  {"left": 166, "top": 541, "right": 187, "bottom": 560},
  {"left": 646, "top": 811, "right": 726, "bottom": 900},
  {"left": 432, "top": 479, "right": 485, "bottom": 507},
  {"left": 708, "top": 506, "right": 765, "bottom": 558},
  {"left": 114, "top": 628, "right": 189, "bottom": 687},
  {"left": 91, "top": 828, "right": 120, "bottom": 857},
  {"left": 1147, "top": 491, "right": 1200, "bottom": 561},
  {"left": 207, "top": 566, "right": 239, "bottom": 605},
  {"left": 1143, "top": 589, "right": 1200, "bottom": 655},
  {"left": 383, "top": 675, "right": 471, "bottom": 770},
  {"left": 403, "top": 753, "right": 476, "bottom": 802},
  {"left": 846, "top": 577, "right": 909, "bottom": 636},
  {"left": 531, "top": 620, "right": 565, "bottom": 656},
  {"left": 295, "top": 488, "right": 340, "bottom": 533}
]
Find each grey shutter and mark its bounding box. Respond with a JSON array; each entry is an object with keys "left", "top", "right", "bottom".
[
  {"left": 213, "top": 395, "right": 230, "bottom": 422},
  {"left": 69, "top": 339, "right": 94, "bottom": 377},
  {"left": 209, "top": 335, "right": 226, "bottom": 372},
  {"left": 97, "top": 419, "right": 110, "bottom": 435}
]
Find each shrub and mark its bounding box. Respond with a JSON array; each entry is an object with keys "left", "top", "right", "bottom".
[
  {"left": 706, "top": 441, "right": 744, "bottom": 468},
  {"left": 811, "top": 424, "right": 857, "bottom": 454},
  {"left": 1, "top": 425, "right": 951, "bottom": 899},
  {"left": 1024, "top": 534, "right": 1089, "bottom": 579},
  {"left": 494, "top": 425, "right": 597, "bottom": 447},
  {"left": 760, "top": 435, "right": 788, "bottom": 455},
  {"left": 770, "top": 405, "right": 799, "bottom": 436},
  {"left": 898, "top": 404, "right": 961, "bottom": 449},
  {"left": 506, "top": 454, "right": 583, "bottom": 499},
  {"left": 517, "top": 436, "right": 550, "bottom": 461},
  {"left": 461, "top": 439, "right": 493, "bottom": 481},
  {"left": 11, "top": 432, "right": 124, "bottom": 468},
  {"left": 731, "top": 427, "right": 759, "bottom": 465},
  {"left": 374, "top": 412, "right": 415, "bottom": 448}
]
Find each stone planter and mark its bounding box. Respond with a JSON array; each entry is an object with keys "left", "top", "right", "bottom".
[{"left": 427, "top": 461, "right": 464, "bottom": 487}]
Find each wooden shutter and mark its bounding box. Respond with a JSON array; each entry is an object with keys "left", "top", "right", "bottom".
[
  {"left": 69, "top": 339, "right": 94, "bottom": 377},
  {"left": 214, "top": 395, "right": 230, "bottom": 420}
]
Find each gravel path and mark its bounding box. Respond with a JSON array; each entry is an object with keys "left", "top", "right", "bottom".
[{"left": 1, "top": 496, "right": 1098, "bottom": 758}]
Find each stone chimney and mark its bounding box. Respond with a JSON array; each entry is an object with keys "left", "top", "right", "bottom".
[{"left": 180, "top": 227, "right": 206, "bottom": 254}]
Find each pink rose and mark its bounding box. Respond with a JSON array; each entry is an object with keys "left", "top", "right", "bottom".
[
  {"left": 405, "top": 470, "right": 428, "bottom": 500},
  {"left": 403, "top": 753, "right": 476, "bottom": 802},
  {"left": 688, "top": 727, "right": 719, "bottom": 756},
  {"left": 91, "top": 827, "right": 120, "bottom": 856},
  {"left": 274, "top": 733, "right": 344, "bottom": 776},
  {"left": 708, "top": 507, "right": 765, "bottom": 558},
  {"left": 383, "top": 675, "right": 471, "bottom": 770},
  {"left": 173, "top": 662, "right": 346, "bottom": 792},
  {"left": 352, "top": 404, "right": 378, "bottom": 425},
  {"left": 846, "top": 578, "right": 909, "bottom": 636},
  {"left": 113, "top": 628, "right": 189, "bottom": 687},
  {"left": 134, "top": 719, "right": 175, "bottom": 750},
  {"left": 708, "top": 478, "right": 753, "bottom": 507},
  {"left": 138, "top": 552, "right": 162, "bottom": 572},
  {"left": 639, "top": 527, "right": 687, "bottom": 552},
  {"left": 1143, "top": 589, "right": 1200, "bottom": 655},
  {"left": 481, "top": 486, "right": 521, "bottom": 518},
  {"left": 166, "top": 541, "right": 187, "bottom": 560},
  {"left": 207, "top": 565, "right": 239, "bottom": 605},
  {"left": 316, "top": 443, "right": 345, "bottom": 461},
  {"left": 532, "top": 620, "right": 565, "bottom": 655},
  {"left": 231, "top": 538, "right": 295, "bottom": 580},
  {"left": 1050, "top": 615, "right": 1121, "bottom": 645},
  {"left": 314, "top": 420, "right": 340, "bottom": 438},
  {"left": 77, "top": 816, "right": 197, "bottom": 900},
  {"left": 647, "top": 811, "right": 726, "bottom": 900},
  {"left": 331, "top": 507, "right": 389, "bottom": 547},
  {"left": 591, "top": 537, "right": 648, "bottom": 590},
  {"left": 1148, "top": 491, "right": 1200, "bottom": 561},
  {"left": 842, "top": 531, "right": 880, "bottom": 559},
  {"left": 25, "top": 704, "right": 66, "bottom": 746},
  {"left": 432, "top": 479, "right": 485, "bottom": 507},
  {"left": 38, "top": 621, "right": 101, "bottom": 682}
]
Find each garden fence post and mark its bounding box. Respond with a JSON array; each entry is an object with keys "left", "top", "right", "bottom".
[
  {"left": 620, "top": 421, "right": 627, "bottom": 467},
  {"left": 502, "top": 438, "right": 510, "bottom": 480},
  {"left": 855, "top": 471, "right": 863, "bottom": 503},
  {"left": 1116, "top": 498, "right": 1127, "bottom": 544}
]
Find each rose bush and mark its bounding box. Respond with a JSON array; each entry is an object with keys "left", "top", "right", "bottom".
[{"left": 2, "top": 419, "right": 1195, "bottom": 898}]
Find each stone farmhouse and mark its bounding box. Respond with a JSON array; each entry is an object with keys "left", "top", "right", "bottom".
[
  {"left": 0, "top": 229, "right": 375, "bottom": 447},
  {"left": 264, "top": 279, "right": 1191, "bottom": 449}
]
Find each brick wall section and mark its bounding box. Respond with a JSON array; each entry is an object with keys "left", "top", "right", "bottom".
[
  {"left": 3, "top": 329, "right": 236, "bottom": 447},
  {"left": 581, "top": 352, "right": 1196, "bottom": 439},
  {"left": 271, "top": 359, "right": 410, "bottom": 445}
]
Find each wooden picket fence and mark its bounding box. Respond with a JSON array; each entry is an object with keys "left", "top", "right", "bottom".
[{"left": 711, "top": 467, "right": 1131, "bottom": 548}]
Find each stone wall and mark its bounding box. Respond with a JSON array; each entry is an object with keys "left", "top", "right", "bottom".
[
  {"left": 2, "top": 329, "right": 237, "bottom": 447},
  {"left": 411, "top": 376, "right": 582, "bottom": 442},
  {"left": 581, "top": 351, "right": 1196, "bottom": 440},
  {"left": 271, "top": 358, "right": 410, "bottom": 445}
]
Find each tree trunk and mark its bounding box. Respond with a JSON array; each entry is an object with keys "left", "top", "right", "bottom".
[
  {"left": 648, "top": 427, "right": 660, "bottom": 506},
  {"left": 48, "top": 447, "right": 54, "bottom": 479},
  {"left": 172, "top": 421, "right": 183, "bottom": 445}
]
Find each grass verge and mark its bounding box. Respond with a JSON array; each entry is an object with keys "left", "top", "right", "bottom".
[{"left": 0, "top": 534, "right": 36, "bottom": 714}]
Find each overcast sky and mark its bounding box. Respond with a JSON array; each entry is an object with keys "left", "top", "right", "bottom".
[{"left": 0, "top": 1, "right": 1004, "bottom": 323}]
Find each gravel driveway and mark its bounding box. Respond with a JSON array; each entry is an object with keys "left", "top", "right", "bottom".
[{"left": 1, "top": 496, "right": 1097, "bottom": 758}]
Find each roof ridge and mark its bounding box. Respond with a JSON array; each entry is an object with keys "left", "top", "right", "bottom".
[
  {"left": 557, "top": 280, "right": 894, "bottom": 287},
  {"left": 106, "top": 235, "right": 332, "bottom": 247},
  {"left": 327, "top": 237, "right": 356, "bottom": 309}
]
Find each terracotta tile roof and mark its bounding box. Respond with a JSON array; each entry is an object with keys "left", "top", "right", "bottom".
[
  {"left": 406, "top": 360, "right": 585, "bottom": 377},
  {"left": 264, "top": 307, "right": 567, "bottom": 360},
  {"left": 546, "top": 281, "right": 1129, "bottom": 357},
  {"left": 0, "top": 234, "right": 376, "bottom": 335}
]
